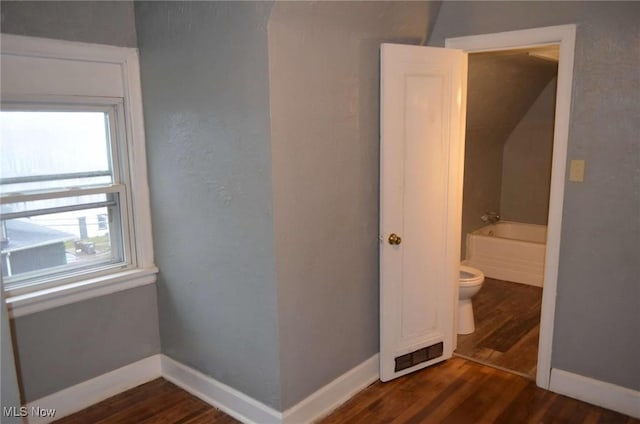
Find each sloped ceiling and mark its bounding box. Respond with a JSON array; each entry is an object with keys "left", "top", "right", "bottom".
[
  {"left": 461, "top": 50, "right": 558, "bottom": 259},
  {"left": 466, "top": 51, "right": 558, "bottom": 143}
]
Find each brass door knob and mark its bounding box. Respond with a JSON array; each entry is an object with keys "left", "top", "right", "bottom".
[{"left": 388, "top": 233, "right": 402, "bottom": 245}]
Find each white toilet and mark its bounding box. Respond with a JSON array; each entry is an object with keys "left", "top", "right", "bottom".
[{"left": 458, "top": 265, "right": 485, "bottom": 335}]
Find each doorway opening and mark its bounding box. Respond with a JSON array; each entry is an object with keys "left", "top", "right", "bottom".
[
  {"left": 378, "top": 25, "right": 575, "bottom": 387},
  {"left": 453, "top": 45, "right": 559, "bottom": 380},
  {"left": 446, "top": 25, "right": 576, "bottom": 389}
]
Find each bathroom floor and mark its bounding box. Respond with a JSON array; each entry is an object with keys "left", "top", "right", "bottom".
[{"left": 455, "top": 277, "right": 542, "bottom": 378}]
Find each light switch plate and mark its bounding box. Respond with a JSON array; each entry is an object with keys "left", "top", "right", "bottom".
[{"left": 569, "top": 159, "right": 585, "bottom": 182}]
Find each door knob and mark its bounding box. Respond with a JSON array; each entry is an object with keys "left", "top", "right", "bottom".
[{"left": 388, "top": 233, "right": 402, "bottom": 245}]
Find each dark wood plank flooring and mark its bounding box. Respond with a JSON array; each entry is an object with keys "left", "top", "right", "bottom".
[
  {"left": 455, "top": 277, "right": 542, "bottom": 377},
  {"left": 53, "top": 358, "right": 639, "bottom": 424},
  {"left": 53, "top": 378, "right": 240, "bottom": 424},
  {"left": 322, "top": 358, "right": 638, "bottom": 424}
]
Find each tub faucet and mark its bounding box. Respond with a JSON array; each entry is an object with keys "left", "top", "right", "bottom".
[{"left": 481, "top": 211, "right": 500, "bottom": 224}]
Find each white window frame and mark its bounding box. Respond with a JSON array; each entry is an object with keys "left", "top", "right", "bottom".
[
  {"left": 2, "top": 100, "right": 133, "bottom": 290},
  {"left": 1, "top": 35, "right": 157, "bottom": 318}
]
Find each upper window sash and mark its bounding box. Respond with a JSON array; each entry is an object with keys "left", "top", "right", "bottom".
[{"left": 0, "top": 100, "right": 124, "bottom": 195}]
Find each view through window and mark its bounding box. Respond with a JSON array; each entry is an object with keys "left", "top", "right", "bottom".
[{"left": 0, "top": 110, "right": 128, "bottom": 289}]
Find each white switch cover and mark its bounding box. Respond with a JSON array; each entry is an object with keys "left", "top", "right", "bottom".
[{"left": 569, "top": 159, "right": 585, "bottom": 182}]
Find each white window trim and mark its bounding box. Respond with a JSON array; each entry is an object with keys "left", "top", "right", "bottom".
[{"left": 1, "top": 34, "right": 157, "bottom": 318}]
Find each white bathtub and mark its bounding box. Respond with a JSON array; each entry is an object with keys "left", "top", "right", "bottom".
[{"left": 465, "top": 221, "right": 547, "bottom": 287}]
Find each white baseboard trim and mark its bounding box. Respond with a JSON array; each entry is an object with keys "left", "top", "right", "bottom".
[
  {"left": 25, "top": 354, "right": 162, "bottom": 424},
  {"left": 282, "top": 354, "right": 379, "bottom": 424},
  {"left": 549, "top": 368, "right": 640, "bottom": 419},
  {"left": 22, "top": 353, "right": 380, "bottom": 424},
  {"left": 160, "top": 355, "right": 282, "bottom": 424},
  {"left": 161, "top": 353, "right": 379, "bottom": 424},
  {"left": 25, "top": 356, "right": 640, "bottom": 423}
]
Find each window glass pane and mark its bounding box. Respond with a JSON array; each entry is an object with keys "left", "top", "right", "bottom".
[
  {"left": 0, "top": 111, "right": 113, "bottom": 194},
  {"left": 1, "top": 202, "right": 125, "bottom": 286}
]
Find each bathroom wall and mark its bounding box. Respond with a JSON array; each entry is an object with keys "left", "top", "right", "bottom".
[
  {"left": 1, "top": 1, "right": 162, "bottom": 403},
  {"left": 461, "top": 53, "right": 556, "bottom": 258},
  {"left": 135, "top": 2, "right": 283, "bottom": 409},
  {"left": 267, "top": 1, "right": 440, "bottom": 409},
  {"left": 501, "top": 77, "right": 557, "bottom": 224},
  {"left": 431, "top": 1, "right": 640, "bottom": 391}
]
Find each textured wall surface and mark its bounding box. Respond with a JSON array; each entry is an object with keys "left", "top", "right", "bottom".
[
  {"left": 501, "top": 77, "right": 557, "bottom": 224},
  {"left": 0, "top": 1, "right": 137, "bottom": 47},
  {"left": 462, "top": 53, "right": 556, "bottom": 258},
  {"left": 268, "top": 1, "right": 441, "bottom": 409},
  {"left": 135, "top": 1, "right": 282, "bottom": 409},
  {"left": 12, "top": 285, "right": 160, "bottom": 401},
  {"left": 432, "top": 1, "right": 640, "bottom": 391}
]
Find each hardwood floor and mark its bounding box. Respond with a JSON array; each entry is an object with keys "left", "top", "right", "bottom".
[
  {"left": 322, "top": 358, "right": 639, "bottom": 424},
  {"left": 52, "top": 378, "right": 240, "bottom": 424},
  {"left": 455, "top": 277, "right": 542, "bottom": 377},
  {"left": 53, "top": 359, "right": 639, "bottom": 424}
]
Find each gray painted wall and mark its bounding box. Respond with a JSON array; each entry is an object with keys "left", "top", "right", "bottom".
[
  {"left": 432, "top": 1, "right": 640, "bottom": 391},
  {"left": 1, "top": 0, "right": 162, "bottom": 403},
  {"left": 0, "top": 1, "right": 137, "bottom": 47},
  {"left": 268, "top": 1, "right": 441, "bottom": 409},
  {"left": 501, "top": 77, "right": 557, "bottom": 224},
  {"left": 462, "top": 53, "right": 556, "bottom": 258},
  {"left": 12, "top": 285, "right": 160, "bottom": 401},
  {"left": 6, "top": 0, "right": 637, "bottom": 412},
  {"left": 1, "top": 287, "right": 21, "bottom": 423},
  {"left": 134, "top": 2, "right": 282, "bottom": 409}
]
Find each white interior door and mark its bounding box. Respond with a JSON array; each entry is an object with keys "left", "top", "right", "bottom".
[{"left": 380, "top": 43, "right": 467, "bottom": 381}]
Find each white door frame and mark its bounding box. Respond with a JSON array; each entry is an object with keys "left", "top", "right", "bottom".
[{"left": 445, "top": 24, "right": 576, "bottom": 390}]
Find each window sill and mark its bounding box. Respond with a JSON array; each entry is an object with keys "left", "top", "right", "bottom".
[{"left": 5, "top": 266, "right": 158, "bottom": 318}]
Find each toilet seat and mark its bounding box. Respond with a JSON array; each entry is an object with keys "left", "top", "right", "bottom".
[{"left": 459, "top": 265, "right": 484, "bottom": 286}]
